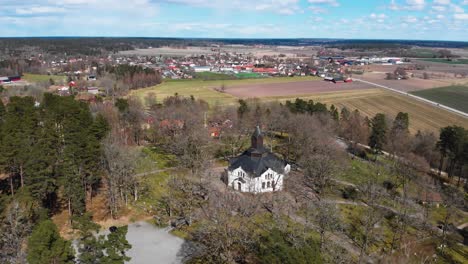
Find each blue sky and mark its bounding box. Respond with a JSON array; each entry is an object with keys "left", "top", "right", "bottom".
[{"left": 0, "top": 0, "right": 467, "bottom": 40}]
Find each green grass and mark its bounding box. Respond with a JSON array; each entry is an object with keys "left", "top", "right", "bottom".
[
  {"left": 420, "top": 58, "right": 468, "bottom": 64},
  {"left": 410, "top": 85, "right": 468, "bottom": 113},
  {"left": 136, "top": 146, "right": 178, "bottom": 174},
  {"left": 337, "top": 159, "right": 393, "bottom": 186},
  {"left": 23, "top": 73, "right": 66, "bottom": 84}
]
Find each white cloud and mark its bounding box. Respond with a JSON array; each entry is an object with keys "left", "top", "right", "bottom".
[
  {"left": 433, "top": 0, "right": 450, "bottom": 5},
  {"left": 308, "top": 0, "right": 339, "bottom": 6},
  {"left": 309, "top": 6, "right": 327, "bottom": 14},
  {"left": 432, "top": 5, "right": 446, "bottom": 11},
  {"left": 16, "top": 6, "right": 66, "bottom": 14},
  {"left": 390, "top": 0, "right": 426, "bottom": 11},
  {"left": 454, "top": 13, "right": 468, "bottom": 19}
]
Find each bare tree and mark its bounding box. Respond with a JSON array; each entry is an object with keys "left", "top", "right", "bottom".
[
  {"left": 102, "top": 137, "right": 138, "bottom": 218},
  {"left": 0, "top": 201, "right": 32, "bottom": 264}
]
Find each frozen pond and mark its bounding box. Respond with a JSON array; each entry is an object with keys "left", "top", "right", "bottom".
[{"left": 126, "top": 221, "right": 185, "bottom": 264}]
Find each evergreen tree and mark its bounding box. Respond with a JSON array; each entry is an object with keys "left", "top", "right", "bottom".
[
  {"left": 27, "top": 220, "right": 75, "bottom": 264},
  {"left": 237, "top": 99, "right": 249, "bottom": 119},
  {"left": 74, "top": 214, "right": 105, "bottom": 264},
  {"left": 369, "top": 113, "right": 388, "bottom": 154},
  {"left": 391, "top": 112, "right": 409, "bottom": 133},
  {"left": 340, "top": 107, "right": 350, "bottom": 121},
  {"left": 101, "top": 226, "right": 132, "bottom": 264},
  {"left": 329, "top": 105, "right": 339, "bottom": 121},
  {"left": 0, "top": 97, "right": 38, "bottom": 191}
]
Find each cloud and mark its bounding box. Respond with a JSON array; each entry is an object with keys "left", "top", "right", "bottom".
[
  {"left": 433, "top": 0, "right": 450, "bottom": 4},
  {"left": 16, "top": 6, "right": 67, "bottom": 15},
  {"left": 162, "top": 0, "right": 302, "bottom": 15},
  {"left": 454, "top": 13, "right": 468, "bottom": 19},
  {"left": 390, "top": 0, "right": 426, "bottom": 11},
  {"left": 308, "top": 0, "right": 340, "bottom": 6}
]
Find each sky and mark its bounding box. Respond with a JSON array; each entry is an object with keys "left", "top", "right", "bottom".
[{"left": 0, "top": 0, "right": 468, "bottom": 41}]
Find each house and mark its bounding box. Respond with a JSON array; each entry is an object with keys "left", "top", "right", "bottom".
[{"left": 226, "top": 126, "right": 290, "bottom": 193}]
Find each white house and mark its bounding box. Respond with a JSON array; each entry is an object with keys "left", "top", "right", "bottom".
[{"left": 226, "top": 126, "right": 290, "bottom": 193}]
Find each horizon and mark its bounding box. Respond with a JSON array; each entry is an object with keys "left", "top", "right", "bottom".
[
  {"left": 1, "top": 0, "right": 468, "bottom": 41},
  {"left": 1, "top": 36, "right": 468, "bottom": 43}
]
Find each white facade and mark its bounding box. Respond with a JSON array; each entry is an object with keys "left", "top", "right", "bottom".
[{"left": 227, "top": 165, "right": 290, "bottom": 193}]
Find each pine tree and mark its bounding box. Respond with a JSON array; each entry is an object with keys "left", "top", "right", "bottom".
[
  {"left": 391, "top": 112, "right": 409, "bottom": 133},
  {"left": 101, "top": 226, "right": 132, "bottom": 264},
  {"left": 329, "top": 105, "right": 339, "bottom": 121},
  {"left": 0, "top": 97, "right": 38, "bottom": 192},
  {"left": 74, "top": 214, "right": 105, "bottom": 264},
  {"left": 369, "top": 113, "right": 388, "bottom": 154},
  {"left": 27, "top": 220, "right": 75, "bottom": 264}
]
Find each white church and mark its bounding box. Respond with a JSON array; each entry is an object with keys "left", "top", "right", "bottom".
[{"left": 226, "top": 126, "right": 290, "bottom": 193}]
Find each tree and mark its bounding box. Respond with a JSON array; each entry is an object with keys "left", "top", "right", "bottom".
[
  {"left": 329, "top": 104, "right": 339, "bottom": 121},
  {"left": 369, "top": 113, "right": 388, "bottom": 155},
  {"left": 103, "top": 137, "right": 138, "bottom": 218},
  {"left": 0, "top": 96, "right": 38, "bottom": 193},
  {"left": 101, "top": 226, "right": 132, "bottom": 264},
  {"left": 237, "top": 99, "right": 249, "bottom": 119},
  {"left": 74, "top": 214, "right": 105, "bottom": 264},
  {"left": 0, "top": 201, "right": 32, "bottom": 264},
  {"left": 387, "top": 112, "right": 410, "bottom": 157},
  {"left": 27, "top": 220, "right": 75, "bottom": 264},
  {"left": 437, "top": 126, "right": 466, "bottom": 177}
]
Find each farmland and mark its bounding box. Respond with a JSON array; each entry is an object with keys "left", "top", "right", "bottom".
[
  {"left": 420, "top": 58, "right": 468, "bottom": 64},
  {"left": 132, "top": 78, "right": 468, "bottom": 134},
  {"left": 410, "top": 85, "right": 468, "bottom": 113}
]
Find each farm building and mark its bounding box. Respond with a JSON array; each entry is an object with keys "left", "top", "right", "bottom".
[
  {"left": 193, "top": 66, "right": 212, "bottom": 73},
  {"left": 225, "top": 126, "right": 290, "bottom": 193}
]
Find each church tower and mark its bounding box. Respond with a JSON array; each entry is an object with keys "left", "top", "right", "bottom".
[{"left": 251, "top": 126, "right": 264, "bottom": 150}]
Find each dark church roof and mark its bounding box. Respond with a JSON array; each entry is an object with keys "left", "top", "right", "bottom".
[{"left": 228, "top": 126, "right": 287, "bottom": 177}]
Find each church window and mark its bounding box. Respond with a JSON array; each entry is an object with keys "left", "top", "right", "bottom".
[
  {"left": 262, "top": 182, "right": 265, "bottom": 189},
  {"left": 267, "top": 182, "right": 271, "bottom": 188}
]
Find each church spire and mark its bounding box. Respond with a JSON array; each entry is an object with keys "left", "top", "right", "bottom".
[{"left": 251, "top": 126, "right": 264, "bottom": 150}]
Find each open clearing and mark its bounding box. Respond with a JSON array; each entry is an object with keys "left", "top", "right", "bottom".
[
  {"left": 410, "top": 85, "right": 468, "bottom": 113},
  {"left": 132, "top": 78, "right": 468, "bottom": 134}
]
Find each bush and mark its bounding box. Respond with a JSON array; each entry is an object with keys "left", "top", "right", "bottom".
[{"left": 341, "top": 186, "right": 358, "bottom": 200}]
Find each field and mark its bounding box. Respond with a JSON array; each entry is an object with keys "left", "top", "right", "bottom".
[
  {"left": 131, "top": 78, "right": 468, "bottom": 134},
  {"left": 225, "top": 80, "right": 373, "bottom": 98},
  {"left": 420, "top": 58, "right": 468, "bottom": 64},
  {"left": 131, "top": 76, "right": 320, "bottom": 105},
  {"left": 359, "top": 72, "right": 468, "bottom": 92},
  {"left": 410, "top": 85, "right": 468, "bottom": 113},
  {"left": 23, "top": 73, "right": 66, "bottom": 84}
]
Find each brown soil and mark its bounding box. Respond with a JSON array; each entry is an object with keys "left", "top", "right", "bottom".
[{"left": 224, "top": 80, "right": 373, "bottom": 98}]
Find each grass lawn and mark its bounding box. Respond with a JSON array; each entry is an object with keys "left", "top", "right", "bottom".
[
  {"left": 131, "top": 78, "right": 468, "bottom": 134},
  {"left": 410, "top": 85, "right": 468, "bottom": 113},
  {"left": 23, "top": 73, "right": 66, "bottom": 84},
  {"left": 337, "top": 159, "right": 393, "bottom": 186},
  {"left": 420, "top": 58, "right": 468, "bottom": 64}
]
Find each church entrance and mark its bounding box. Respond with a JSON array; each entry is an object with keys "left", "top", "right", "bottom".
[{"left": 237, "top": 182, "right": 242, "bottom": 191}]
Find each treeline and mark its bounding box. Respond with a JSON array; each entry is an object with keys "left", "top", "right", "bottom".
[
  {"left": 0, "top": 59, "right": 44, "bottom": 76},
  {"left": 108, "top": 64, "right": 162, "bottom": 89}
]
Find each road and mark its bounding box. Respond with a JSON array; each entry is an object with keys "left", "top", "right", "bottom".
[{"left": 352, "top": 78, "right": 468, "bottom": 118}]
